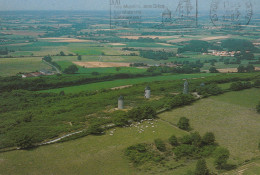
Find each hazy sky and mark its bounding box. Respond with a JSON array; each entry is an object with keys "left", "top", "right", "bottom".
[{"left": 0, "top": 0, "right": 259, "bottom": 11}]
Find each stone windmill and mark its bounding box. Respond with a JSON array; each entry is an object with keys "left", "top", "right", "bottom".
[
  {"left": 145, "top": 86, "right": 151, "bottom": 99},
  {"left": 118, "top": 95, "right": 124, "bottom": 109},
  {"left": 183, "top": 80, "right": 189, "bottom": 94}
]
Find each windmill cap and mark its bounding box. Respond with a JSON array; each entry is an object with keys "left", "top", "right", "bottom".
[
  {"left": 118, "top": 96, "right": 124, "bottom": 100},
  {"left": 145, "top": 86, "right": 151, "bottom": 90}
]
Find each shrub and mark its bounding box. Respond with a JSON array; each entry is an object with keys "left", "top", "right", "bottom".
[
  {"left": 111, "top": 111, "right": 129, "bottom": 127},
  {"left": 154, "top": 139, "right": 166, "bottom": 152},
  {"left": 173, "top": 144, "right": 198, "bottom": 159},
  {"left": 177, "top": 117, "right": 190, "bottom": 131},
  {"left": 200, "top": 145, "right": 217, "bottom": 157},
  {"left": 179, "top": 135, "right": 192, "bottom": 145},
  {"left": 64, "top": 65, "right": 79, "bottom": 74},
  {"left": 15, "top": 134, "right": 35, "bottom": 149},
  {"left": 214, "top": 147, "right": 230, "bottom": 169},
  {"left": 125, "top": 143, "right": 164, "bottom": 166},
  {"left": 87, "top": 123, "right": 104, "bottom": 135},
  {"left": 202, "top": 132, "right": 215, "bottom": 145},
  {"left": 165, "top": 94, "right": 195, "bottom": 110},
  {"left": 256, "top": 102, "right": 260, "bottom": 113},
  {"left": 194, "top": 159, "right": 209, "bottom": 175},
  {"left": 254, "top": 79, "right": 260, "bottom": 87},
  {"left": 91, "top": 72, "right": 100, "bottom": 76},
  {"left": 230, "top": 81, "right": 252, "bottom": 91},
  {"left": 190, "top": 132, "right": 202, "bottom": 147},
  {"left": 169, "top": 135, "right": 178, "bottom": 146},
  {"left": 127, "top": 105, "right": 157, "bottom": 122},
  {"left": 142, "top": 105, "right": 157, "bottom": 119},
  {"left": 197, "top": 84, "right": 223, "bottom": 97}
]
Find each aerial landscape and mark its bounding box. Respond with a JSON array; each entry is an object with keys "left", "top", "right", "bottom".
[{"left": 0, "top": 0, "right": 260, "bottom": 174}]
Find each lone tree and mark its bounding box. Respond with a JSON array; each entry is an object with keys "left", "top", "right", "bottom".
[
  {"left": 77, "top": 55, "right": 82, "bottom": 61},
  {"left": 214, "top": 147, "right": 230, "bottom": 169},
  {"left": 246, "top": 64, "right": 255, "bottom": 72},
  {"left": 64, "top": 65, "right": 78, "bottom": 74},
  {"left": 209, "top": 67, "right": 219, "bottom": 73},
  {"left": 177, "top": 117, "right": 190, "bottom": 131},
  {"left": 194, "top": 159, "right": 209, "bottom": 175},
  {"left": 60, "top": 51, "right": 65, "bottom": 56},
  {"left": 237, "top": 65, "right": 245, "bottom": 73}
]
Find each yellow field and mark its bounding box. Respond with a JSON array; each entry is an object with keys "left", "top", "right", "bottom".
[{"left": 73, "top": 61, "right": 130, "bottom": 68}]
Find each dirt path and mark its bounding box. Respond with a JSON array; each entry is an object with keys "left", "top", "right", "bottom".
[
  {"left": 42, "top": 60, "right": 61, "bottom": 74},
  {"left": 222, "top": 162, "right": 260, "bottom": 175},
  {"left": 111, "top": 85, "right": 132, "bottom": 90}
]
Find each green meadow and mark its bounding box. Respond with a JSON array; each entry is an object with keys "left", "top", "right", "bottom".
[
  {"left": 159, "top": 88, "right": 260, "bottom": 164},
  {"left": 0, "top": 120, "right": 188, "bottom": 175},
  {"left": 42, "top": 73, "right": 217, "bottom": 93},
  {"left": 0, "top": 57, "right": 52, "bottom": 76}
]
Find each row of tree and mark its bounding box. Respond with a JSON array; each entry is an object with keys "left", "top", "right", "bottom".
[{"left": 139, "top": 49, "right": 175, "bottom": 60}]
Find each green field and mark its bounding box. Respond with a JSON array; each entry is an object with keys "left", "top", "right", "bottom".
[
  {"left": 160, "top": 88, "right": 260, "bottom": 164},
  {"left": 124, "top": 42, "right": 175, "bottom": 48},
  {"left": 42, "top": 73, "right": 217, "bottom": 93},
  {"left": 54, "top": 60, "right": 147, "bottom": 74},
  {"left": 53, "top": 55, "right": 166, "bottom": 64},
  {"left": 77, "top": 67, "right": 147, "bottom": 74},
  {"left": 0, "top": 57, "right": 52, "bottom": 76},
  {"left": 0, "top": 120, "right": 188, "bottom": 175}
]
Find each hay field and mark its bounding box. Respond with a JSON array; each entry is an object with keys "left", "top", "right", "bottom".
[
  {"left": 39, "top": 38, "right": 92, "bottom": 43},
  {"left": 73, "top": 61, "right": 130, "bottom": 68}
]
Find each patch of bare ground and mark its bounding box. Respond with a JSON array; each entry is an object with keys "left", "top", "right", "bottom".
[
  {"left": 39, "top": 38, "right": 92, "bottom": 43},
  {"left": 217, "top": 67, "right": 260, "bottom": 73},
  {"left": 109, "top": 43, "right": 126, "bottom": 46},
  {"left": 119, "top": 36, "right": 175, "bottom": 39},
  {"left": 111, "top": 85, "right": 132, "bottom": 90},
  {"left": 201, "top": 35, "right": 231, "bottom": 41},
  {"left": 73, "top": 61, "right": 130, "bottom": 68}
]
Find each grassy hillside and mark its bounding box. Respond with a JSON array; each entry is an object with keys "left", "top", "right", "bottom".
[
  {"left": 1, "top": 89, "right": 259, "bottom": 174},
  {"left": 0, "top": 120, "right": 187, "bottom": 175},
  {"left": 160, "top": 88, "right": 260, "bottom": 164}
]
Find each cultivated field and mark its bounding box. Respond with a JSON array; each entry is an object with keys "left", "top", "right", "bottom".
[
  {"left": 0, "top": 57, "right": 52, "bottom": 76},
  {"left": 73, "top": 61, "right": 130, "bottom": 68},
  {"left": 217, "top": 67, "right": 260, "bottom": 73},
  {"left": 119, "top": 36, "right": 176, "bottom": 39},
  {"left": 39, "top": 38, "right": 93, "bottom": 43}
]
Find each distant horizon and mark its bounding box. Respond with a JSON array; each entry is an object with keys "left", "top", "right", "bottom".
[{"left": 0, "top": 0, "right": 259, "bottom": 11}]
